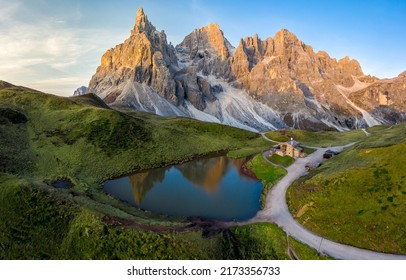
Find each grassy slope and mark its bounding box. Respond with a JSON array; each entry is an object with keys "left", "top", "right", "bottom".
[
  {"left": 229, "top": 223, "right": 330, "bottom": 260},
  {"left": 0, "top": 86, "right": 273, "bottom": 184},
  {"left": 269, "top": 154, "right": 295, "bottom": 168},
  {"left": 3, "top": 85, "right": 306, "bottom": 259},
  {"left": 287, "top": 123, "right": 406, "bottom": 254},
  {"left": 0, "top": 174, "right": 224, "bottom": 260},
  {"left": 266, "top": 129, "right": 365, "bottom": 147},
  {"left": 245, "top": 155, "right": 287, "bottom": 209},
  {"left": 6, "top": 85, "right": 396, "bottom": 259},
  {"left": 246, "top": 155, "right": 287, "bottom": 185}
]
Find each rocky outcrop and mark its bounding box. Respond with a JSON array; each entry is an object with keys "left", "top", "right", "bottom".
[
  {"left": 348, "top": 73, "right": 406, "bottom": 123},
  {"left": 0, "top": 80, "right": 14, "bottom": 90},
  {"left": 88, "top": 8, "right": 178, "bottom": 104},
  {"left": 73, "top": 86, "right": 87, "bottom": 96},
  {"left": 88, "top": 8, "right": 224, "bottom": 111},
  {"left": 176, "top": 23, "right": 234, "bottom": 79},
  {"left": 87, "top": 7, "right": 406, "bottom": 132},
  {"left": 231, "top": 30, "right": 364, "bottom": 101}
]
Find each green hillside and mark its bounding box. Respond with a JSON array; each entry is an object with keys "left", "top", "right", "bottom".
[
  {"left": 2, "top": 84, "right": 315, "bottom": 260},
  {"left": 3, "top": 83, "right": 404, "bottom": 259},
  {"left": 266, "top": 129, "right": 365, "bottom": 146},
  {"left": 287, "top": 123, "right": 406, "bottom": 254}
]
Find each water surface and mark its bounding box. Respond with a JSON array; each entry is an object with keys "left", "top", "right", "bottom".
[
  {"left": 103, "top": 156, "right": 262, "bottom": 221},
  {"left": 52, "top": 179, "right": 73, "bottom": 189}
]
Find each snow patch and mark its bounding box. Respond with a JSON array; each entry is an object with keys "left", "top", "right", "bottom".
[
  {"left": 202, "top": 74, "right": 285, "bottom": 131},
  {"left": 336, "top": 82, "right": 381, "bottom": 127},
  {"left": 185, "top": 102, "right": 221, "bottom": 124},
  {"left": 320, "top": 119, "right": 349, "bottom": 132},
  {"left": 116, "top": 81, "right": 186, "bottom": 117}
]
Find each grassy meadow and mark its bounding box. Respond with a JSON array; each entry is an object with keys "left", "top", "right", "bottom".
[
  {"left": 265, "top": 129, "right": 365, "bottom": 147},
  {"left": 268, "top": 154, "right": 295, "bottom": 167},
  {"left": 228, "top": 223, "right": 330, "bottom": 260},
  {"left": 2, "top": 82, "right": 405, "bottom": 258},
  {"left": 245, "top": 155, "right": 287, "bottom": 208},
  {"left": 1, "top": 84, "right": 323, "bottom": 260},
  {"left": 287, "top": 123, "right": 406, "bottom": 254}
]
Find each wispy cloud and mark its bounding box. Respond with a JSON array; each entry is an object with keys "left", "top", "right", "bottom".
[
  {"left": 0, "top": 1, "right": 20, "bottom": 22},
  {"left": 0, "top": 0, "right": 126, "bottom": 96}
]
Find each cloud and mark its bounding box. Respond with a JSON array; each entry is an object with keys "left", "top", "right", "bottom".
[
  {"left": 0, "top": 1, "right": 20, "bottom": 22},
  {"left": 0, "top": 0, "right": 127, "bottom": 96}
]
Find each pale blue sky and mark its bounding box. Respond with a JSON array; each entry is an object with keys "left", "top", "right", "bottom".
[{"left": 0, "top": 0, "right": 405, "bottom": 96}]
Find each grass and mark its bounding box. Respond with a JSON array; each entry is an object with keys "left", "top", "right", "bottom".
[
  {"left": 246, "top": 155, "right": 287, "bottom": 185},
  {"left": 1, "top": 85, "right": 315, "bottom": 260},
  {"left": 287, "top": 122, "right": 406, "bottom": 254},
  {"left": 287, "top": 237, "right": 332, "bottom": 260},
  {"left": 0, "top": 174, "right": 224, "bottom": 259},
  {"left": 229, "top": 223, "right": 331, "bottom": 260},
  {"left": 268, "top": 154, "right": 295, "bottom": 168},
  {"left": 245, "top": 155, "right": 287, "bottom": 208},
  {"left": 302, "top": 146, "right": 316, "bottom": 155},
  {"left": 365, "top": 125, "right": 390, "bottom": 133},
  {"left": 3, "top": 83, "right": 405, "bottom": 258},
  {"left": 226, "top": 137, "right": 273, "bottom": 158},
  {"left": 265, "top": 129, "right": 365, "bottom": 147}
]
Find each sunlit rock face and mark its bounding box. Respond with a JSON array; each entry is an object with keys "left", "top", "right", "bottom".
[{"left": 88, "top": 7, "right": 406, "bottom": 132}]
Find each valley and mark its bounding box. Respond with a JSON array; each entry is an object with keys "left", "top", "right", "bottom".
[
  {"left": 0, "top": 83, "right": 326, "bottom": 259},
  {"left": 1, "top": 82, "right": 405, "bottom": 259},
  {"left": 1, "top": 5, "right": 406, "bottom": 261}
]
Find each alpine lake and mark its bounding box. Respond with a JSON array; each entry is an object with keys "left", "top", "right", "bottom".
[{"left": 103, "top": 156, "right": 263, "bottom": 221}]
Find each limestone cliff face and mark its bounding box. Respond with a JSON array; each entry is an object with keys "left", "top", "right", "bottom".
[
  {"left": 176, "top": 23, "right": 234, "bottom": 79},
  {"left": 348, "top": 73, "right": 406, "bottom": 122},
  {"left": 88, "top": 8, "right": 178, "bottom": 105},
  {"left": 87, "top": 7, "right": 406, "bottom": 131},
  {"left": 231, "top": 29, "right": 364, "bottom": 104},
  {"left": 88, "top": 8, "right": 223, "bottom": 111},
  {"left": 228, "top": 29, "right": 371, "bottom": 128}
]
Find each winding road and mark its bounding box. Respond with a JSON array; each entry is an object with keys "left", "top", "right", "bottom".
[{"left": 241, "top": 133, "right": 406, "bottom": 260}]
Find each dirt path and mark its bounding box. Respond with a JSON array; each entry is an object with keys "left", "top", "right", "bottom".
[
  {"left": 237, "top": 136, "right": 406, "bottom": 259},
  {"left": 261, "top": 150, "right": 279, "bottom": 167}
]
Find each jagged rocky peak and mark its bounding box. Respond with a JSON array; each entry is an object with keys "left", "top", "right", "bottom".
[
  {"left": 132, "top": 7, "right": 150, "bottom": 34},
  {"left": 178, "top": 23, "right": 234, "bottom": 60},
  {"left": 176, "top": 23, "right": 234, "bottom": 79},
  {"left": 338, "top": 56, "right": 364, "bottom": 76},
  {"left": 274, "top": 29, "right": 300, "bottom": 46},
  {"left": 399, "top": 71, "right": 406, "bottom": 78},
  {"left": 130, "top": 7, "right": 172, "bottom": 56},
  {"left": 87, "top": 7, "right": 406, "bottom": 132},
  {"left": 73, "top": 86, "right": 87, "bottom": 96},
  {"left": 87, "top": 7, "right": 178, "bottom": 105},
  {"left": 232, "top": 34, "right": 276, "bottom": 76}
]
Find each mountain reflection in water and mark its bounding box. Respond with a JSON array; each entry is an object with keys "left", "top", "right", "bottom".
[{"left": 103, "top": 156, "right": 262, "bottom": 221}]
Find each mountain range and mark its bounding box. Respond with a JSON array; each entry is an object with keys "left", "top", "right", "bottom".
[{"left": 87, "top": 7, "right": 406, "bottom": 131}]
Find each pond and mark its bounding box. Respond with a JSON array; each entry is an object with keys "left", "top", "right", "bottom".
[
  {"left": 52, "top": 179, "right": 74, "bottom": 189},
  {"left": 103, "top": 156, "right": 263, "bottom": 221}
]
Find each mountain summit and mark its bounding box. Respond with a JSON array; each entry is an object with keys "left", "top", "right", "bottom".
[{"left": 87, "top": 7, "right": 406, "bottom": 131}]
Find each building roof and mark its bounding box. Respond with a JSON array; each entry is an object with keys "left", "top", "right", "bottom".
[{"left": 286, "top": 140, "right": 300, "bottom": 147}]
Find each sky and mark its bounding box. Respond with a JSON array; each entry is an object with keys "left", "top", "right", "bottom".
[{"left": 0, "top": 0, "right": 405, "bottom": 96}]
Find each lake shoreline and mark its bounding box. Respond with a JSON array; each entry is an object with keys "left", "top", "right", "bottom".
[{"left": 103, "top": 155, "right": 263, "bottom": 222}]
